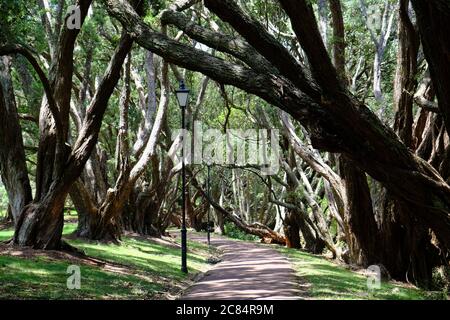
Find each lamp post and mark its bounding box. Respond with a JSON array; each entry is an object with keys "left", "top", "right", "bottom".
[
  {"left": 176, "top": 80, "right": 190, "bottom": 274},
  {"left": 207, "top": 165, "right": 211, "bottom": 246}
]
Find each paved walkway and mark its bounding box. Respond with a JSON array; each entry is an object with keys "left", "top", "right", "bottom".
[{"left": 181, "top": 235, "right": 302, "bottom": 300}]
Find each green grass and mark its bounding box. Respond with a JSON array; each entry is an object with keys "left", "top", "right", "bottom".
[
  {"left": 0, "top": 255, "right": 162, "bottom": 299},
  {"left": 0, "top": 223, "right": 213, "bottom": 299},
  {"left": 0, "top": 223, "right": 77, "bottom": 242},
  {"left": 278, "top": 247, "right": 445, "bottom": 300},
  {"left": 65, "top": 236, "right": 212, "bottom": 280},
  {"left": 0, "top": 228, "right": 13, "bottom": 242}
]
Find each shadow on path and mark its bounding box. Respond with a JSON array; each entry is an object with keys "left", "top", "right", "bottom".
[{"left": 181, "top": 235, "right": 303, "bottom": 300}]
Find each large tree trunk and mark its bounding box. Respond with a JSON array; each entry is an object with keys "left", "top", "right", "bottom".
[
  {"left": 14, "top": 182, "right": 68, "bottom": 249},
  {"left": 329, "top": 0, "right": 379, "bottom": 266},
  {"left": 377, "top": 193, "right": 440, "bottom": 287},
  {"left": 374, "top": 0, "right": 439, "bottom": 286},
  {"left": 283, "top": 210, "right": 301, "bottom": 249},
  {"left": 70, "top": 179, "right": 99, "bottom": 237},
  {"left": 411, "top": 0, "right": 450, "bottom": 135},
  {"left": 85, "top": 58, "right": 169, "bottom": 241},
  {"left": 340, "top": 158, "right": 380, "bottom": 266},
  {"left": 0, "top": 56, "right": 33, "bottom": 225},
  {"left": 2, "top": 0, "right": 93, "bottom": 249},
  {"left": 11, "top": 30, "right": 134, "bottom": 249}
]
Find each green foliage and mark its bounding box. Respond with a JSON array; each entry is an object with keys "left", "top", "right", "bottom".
[
  {"left": 0, "top": 184, "right": 8, "bottom": 216},
  {"left": 279, "top": 247, "right": 445, "bottom": 300},
  {"left": 224, "top": 221, "right": 259, "bottom": 241},
  {"left": 432, "top": 266, "right": 450, "bottom": 294}
]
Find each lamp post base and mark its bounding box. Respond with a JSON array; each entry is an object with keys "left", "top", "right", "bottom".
[{"left": 181, "top": 228, "right": 188, "bottom": 273}]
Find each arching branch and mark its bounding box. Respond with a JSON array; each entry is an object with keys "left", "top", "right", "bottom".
[{"left": 0, "top": 44, "right": 63, "bottom": 144}]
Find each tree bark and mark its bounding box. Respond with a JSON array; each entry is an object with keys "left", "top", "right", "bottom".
[
  {"left": 86, "top": 56, "right": 169, "bottom": 241},
  {"left": 13, "top": 31, "right": 134, "bottom": 249},
  {"left": 283, "top": 210, "right": 301, "bottom": 249},
  {"left": 411, "top": 0, "right": 450, "bottom": 135},
  {"left": 393, "top": 0, "right": 419, "bottom": 148},
  {"left": 329, "top": 0, "right": 380, "bottom": 266},
  {"left": 0, "top": 56, "right": 33, "bottom": 225},
  {"left": 329, "top": 0, "right": 346, "bottom": 82},
  {"left": 339, "top": 159, "right": 380, "bottom": 265}
]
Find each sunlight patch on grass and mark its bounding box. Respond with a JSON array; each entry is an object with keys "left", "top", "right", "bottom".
[
  {"left": 0, "top": 222, "right": 77, "bottom": 242},
  {"left": 0, "top": 228, "right": 13, "bottom": 242}
]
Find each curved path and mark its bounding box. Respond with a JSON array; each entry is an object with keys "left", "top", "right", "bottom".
[{"left": 181, "top": 235, "right": 302, "bottom": 300}]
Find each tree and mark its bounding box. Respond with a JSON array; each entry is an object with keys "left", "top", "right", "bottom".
[
  {"left": 0, "top": 0, "right": 143, "bottom": 249},
  {"left": 100, "top": 0, "right": 450, "bottom": 284}
]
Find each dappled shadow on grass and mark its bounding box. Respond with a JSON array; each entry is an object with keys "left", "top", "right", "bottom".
[
  {"left": 0, "top": 255, "right": 162, "bottom": 299},
  {"left": 0, "top": 225, "right": 213, "bottom": 299},
  {"left": 278, "top": 247, "right": 436, "bottom": 300},
  {"left": 66, "top": 237, "right": 209, "bottom": 280}
]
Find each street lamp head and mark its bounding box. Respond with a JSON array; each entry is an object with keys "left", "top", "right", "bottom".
[{"left": 176, "top": 80, "right": 190, "bottom": 108}]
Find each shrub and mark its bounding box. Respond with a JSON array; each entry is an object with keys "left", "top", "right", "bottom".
[
  {"left": 224, "top": 221, "right": 259, "bottom": 241},
  {"left": 432, "top": 266, "right": 450, "bottom": 294}
]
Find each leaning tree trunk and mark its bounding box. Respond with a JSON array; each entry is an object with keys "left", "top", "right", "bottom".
[
  {"left": 282, "top": 150, "right": 302, "bottom": 249},
  {"left": 191, "top": 173, "right": 286, "bottom": 244},
  {"left": 297, "top": 213, "right": 325, "bottom": 254}
]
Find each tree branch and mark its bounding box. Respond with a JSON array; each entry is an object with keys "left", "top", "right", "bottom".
[
  {"left": 63, "top": 32, "right": 134, "bottom": 184},
  {"left": 278, "top": 0, "right": 342, "bottom": 93},
  {"left": 160, "top": 9, "right": 276, "bottom": 74},
  {"left": 204, "top": 0, "right": 318, "bottom": 98},
  {"left": 0, "top": 44, "right": 63, "bottom": 143}
]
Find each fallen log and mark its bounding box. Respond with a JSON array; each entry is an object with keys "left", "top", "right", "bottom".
[{"left": 190, "top": 174, "right": 286, "bottom": 245}]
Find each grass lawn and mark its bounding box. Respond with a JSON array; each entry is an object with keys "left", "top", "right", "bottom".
[
  {"left": 278, "top": 247, "right": 446, "bottom": 300},
  {"left": 0, "top": 223, "right": 215, "bottom": 299}
]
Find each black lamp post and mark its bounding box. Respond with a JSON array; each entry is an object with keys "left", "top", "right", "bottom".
[
  {"left": 176, "top": 80, "right": 190, "bottom": 274},
  {"left": 207, "top": 165, "right": 211, "bottom": 246}
]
